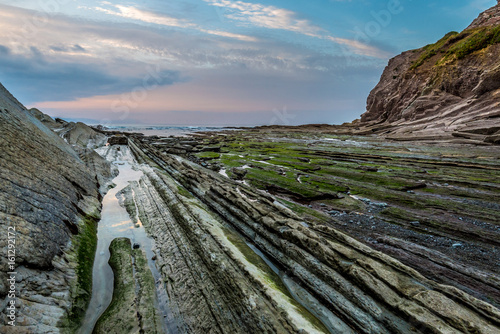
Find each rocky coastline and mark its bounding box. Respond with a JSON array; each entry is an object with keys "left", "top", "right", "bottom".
[
  {"left": 1, "top": 3, "right": 500, "bottom": 333},
  {"left": 1, "top": 85, "right": 499, "bottom": 333}
]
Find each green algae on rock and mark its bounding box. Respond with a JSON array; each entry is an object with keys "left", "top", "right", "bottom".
[{"left": 93, "top": 238, "right": 162, "bottom": 334}]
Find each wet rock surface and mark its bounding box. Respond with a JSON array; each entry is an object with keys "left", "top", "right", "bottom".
[
  {"left": 128, "top": 147, "right": 312, "bottom": 333},
  {"left": 93, "top": 238, "right": 162, "bottom": 334}
]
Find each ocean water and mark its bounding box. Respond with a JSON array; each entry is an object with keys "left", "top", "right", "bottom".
[{"left": 105, "top": 125, "right": 239, "bottom": 137}]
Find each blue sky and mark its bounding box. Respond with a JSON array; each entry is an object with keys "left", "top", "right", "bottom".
[{"left": 0, "top": 0, "right": 496, "bottom": 125}]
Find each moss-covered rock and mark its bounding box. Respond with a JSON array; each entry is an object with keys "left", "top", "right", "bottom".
[{"left": 93, "top": 237, "right": 162, "bottom": 334}]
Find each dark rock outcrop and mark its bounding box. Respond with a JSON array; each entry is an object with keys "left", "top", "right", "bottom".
[
  {"left": 358, "top": 2, "right": 500, "bottom": 143},
  {"left": 108, "top": 135, "right": 129, "bottom": 146}
]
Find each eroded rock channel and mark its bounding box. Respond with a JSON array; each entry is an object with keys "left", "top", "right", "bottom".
[
  {"left": 77, "top": 145, "right": 170, "bottom": 333},
  {"left": 80, "top": 142, "right": 335, "bottom": 334}
]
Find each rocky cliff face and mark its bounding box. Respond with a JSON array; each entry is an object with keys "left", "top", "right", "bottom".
[
  {"left": 359, "top": 2, "right": 500, "bottom": 144},
  {"left": 0, "top": 83, "right": 111, "bottom": 332}
]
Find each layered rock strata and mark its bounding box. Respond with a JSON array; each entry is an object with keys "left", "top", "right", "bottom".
[
  {"left": 128, "top": 138, "right": 500, "bottom": 334},
  {"left": 0, "top": 83, "right": 111, "bottom": 333},
  {"left": 126, "top": 143, "right": 327, "bottom": 333}
]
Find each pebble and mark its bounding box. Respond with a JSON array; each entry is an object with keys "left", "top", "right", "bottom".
[
  {"left": 133, "top": 243, "right": 140, "bottom": 249},
  {"left": 410, "top": 221, "right": 420, "bottom": 227},
  {"left": 452, "top": 243, "right": 462, "bottom": 248}
]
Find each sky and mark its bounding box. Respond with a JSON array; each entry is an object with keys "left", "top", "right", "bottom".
[{"left": 0, "top": 0, "right": 496, "bottom": 126}]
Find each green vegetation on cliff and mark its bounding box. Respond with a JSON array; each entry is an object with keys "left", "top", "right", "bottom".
[
  {"left": 447, "top": 25, "right": 500, "bottom": 59},
  {"left": 410, "top": 31, "right": 459, "bottom": 69},
  {"left": 411, "top": 25, "right": 500, "bottom": 70}
]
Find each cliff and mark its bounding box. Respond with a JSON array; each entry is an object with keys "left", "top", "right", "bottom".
[
  {"left": 358, "top": 2, "right": 500, "bottom": 144},
  {"left": 0, "top": 83, "right": 111, "bottom": 332}
]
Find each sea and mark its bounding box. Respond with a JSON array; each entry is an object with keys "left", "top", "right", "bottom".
[{"left": 103, "top": 125, "right": 241, "bottom": 137}]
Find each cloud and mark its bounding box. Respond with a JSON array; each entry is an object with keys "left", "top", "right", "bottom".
[
  {"left": 95, "top": 4, "right": 194, "bottom": 28},
  {"left": 203, "top": 0, "right": 389, "bottom": 58},
  {"left": 0, "top": 3, "right": 386, "bottom": 76},
  {"left": 94, "top": 4, "right": 257, "bottom": 42},
  {"left": 49, "top": 44, "right": 87, "bottom": 53},
  {"left": 326, "top": 37, "right": 392, "bottom": 58},
  {"left": 197, "top": 28, "right": 256, "bottom": 41},
  {"left": 0, "top": 3, "right": 385, "bottom": 125},
  {"left": 0, "top": 48, "right": 181, "bottom": 104},
  {"left": 204, "top": 0, "right": 323, "bottom": 36}
]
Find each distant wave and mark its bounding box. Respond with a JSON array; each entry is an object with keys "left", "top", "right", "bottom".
[{"left": 105, "top": 125, "right": 238, "bottom": 137}]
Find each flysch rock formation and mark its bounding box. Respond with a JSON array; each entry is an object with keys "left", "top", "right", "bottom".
[
  {"left": 357, "top": 1, "right": 500, "bottom": 144},
  {"left": 1, "top": 5, "right": 500, "bottom": 333},
  {"left": 0, "top": 83, "right": 113, "bottom": 333},
  {"left": 125, "top": 137, "right": 500, "bottom": 334},
  {"left": 123, "top": 143, "right": 330, "bottom": 334}
]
